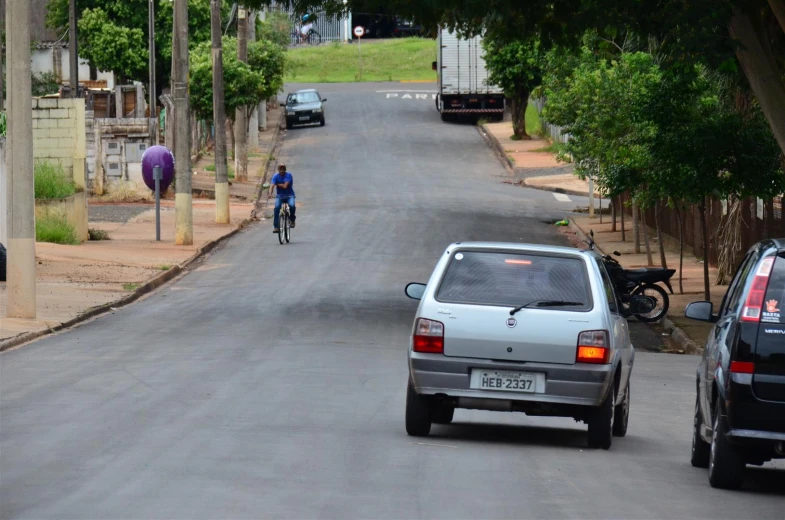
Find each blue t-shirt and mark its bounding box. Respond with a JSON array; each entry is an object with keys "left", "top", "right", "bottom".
[{"left": 271, "top": 172, "right": 295, "bottom": 198}]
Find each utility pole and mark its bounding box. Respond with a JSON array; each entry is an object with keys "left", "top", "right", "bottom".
[
  {"left": 247, "top": 10, "right": 259, "bottom": 151},
  {"left": 234, "top": 5, "right": 248, "bottom": 182},
  {"left": 258, "top": 8, "right": 267, "bottom": 131},
  {"left": 69, "top": 0, "right": 79, "bottom": 97},
  {"left": 211, "top": 0, "right": 230, "bottom": 224},
  {"left": 6, "top": 0, "right": 36, "bottom": 318},
  {"left": 173, "top": 0, "right": 193, "bottom": 245},
  {"left": 148, "top": 0, "right": 156, "bottom": 120}
]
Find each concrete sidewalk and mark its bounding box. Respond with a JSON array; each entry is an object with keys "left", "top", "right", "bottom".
[
  {"left": 0, "top": 113, "right": 283, "bottom": 350},
  {"left": 563, "top": 215, "right": 725, "bottom": 352},
  {"left": 482, "top": 121, "right": 600, "bottom": 197}
]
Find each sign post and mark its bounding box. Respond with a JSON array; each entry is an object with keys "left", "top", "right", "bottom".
[
  {"left": 354, "top": 26, "right": 365, "bottom": 80},
  {"left": 154, "top": 165, "right": 162, "bottom": 241}
]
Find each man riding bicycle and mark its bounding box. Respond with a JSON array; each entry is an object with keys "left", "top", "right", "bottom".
[
  {"left": 299, "top": 14, "right": 314, "bottom": 44},
  {"left": 268, "top": 164, "right": 296, "bottom": 233}
]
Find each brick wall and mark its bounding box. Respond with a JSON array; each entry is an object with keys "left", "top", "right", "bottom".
[{"left": 32, "top": 98, "right": 87, "bottom": 190}]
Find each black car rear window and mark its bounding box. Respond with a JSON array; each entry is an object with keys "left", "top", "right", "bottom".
[
  {"left": 436, "top": 251, "right": 592, "bottom": 311},
  {"left": 761, "top": 253, "right": 785, "bottom": 325}
]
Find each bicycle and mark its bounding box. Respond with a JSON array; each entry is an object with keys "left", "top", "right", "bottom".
[
  {"left": 277, "top": 201, "right": 291, "bottom": 245},
  {"left": 292, "top": 27, "right": 322, "bottom": 46}
]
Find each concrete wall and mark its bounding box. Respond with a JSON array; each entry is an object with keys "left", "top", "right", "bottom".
[
  {"left": 34, "top": 191, "right": 89, "bottom": 243},
  {"left": 88, "top": 117, "right": 157, "bottom": 195},
  {"left": 32, "top": 98, "right": 88, "bottom": 190},
  {"left": 30, "top": 48, "right": 115, "bottom": 89}
]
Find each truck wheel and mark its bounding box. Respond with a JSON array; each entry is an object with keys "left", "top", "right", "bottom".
[
  {"left": 708, "top": 401, "right": 745, "bottom": 489},
  {"left": 440, "top": 113, "right": 453, "bottom": 123},
  {"left": 0, "top": 242, "right": 6, "bottom": 282},
  {"left": 405, "top": 380, "right": 432, "bottom": 436}
]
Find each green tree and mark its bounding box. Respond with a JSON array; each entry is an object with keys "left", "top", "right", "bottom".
[
  {"left": 189, "top": 38, "right": 266, "bottom": 125},
  {"left": 77, "top": 8, "right": 148, "bottom": 83},
  {"left": 483, "top": 35, "right": 543, "bottom": 139}
]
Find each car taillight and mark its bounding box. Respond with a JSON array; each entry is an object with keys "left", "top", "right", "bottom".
[
  {"left": 413, "top": 318, "right": 444, "bottom": 354},
  {"left": 730, "top": 361, "right": 755, "bottom": 374},
  {"left": 741, "top": 257, "right": 775, "bottom": 322},
  {"left": 576, "top": 330, "right": 610, "bottom": 364}
]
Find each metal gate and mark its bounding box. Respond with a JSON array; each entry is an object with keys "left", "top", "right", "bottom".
[{"left": 268, "top": 2, "right": 351, "bottom": 43}]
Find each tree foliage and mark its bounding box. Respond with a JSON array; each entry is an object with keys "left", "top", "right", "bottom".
[
  {"left": 189, "top": 37, "right": 267, "bottom": 124},
  {"left": 77, "top": 8, "right": 148, "bottom": 83},
  {"left": 483, "top": 35, "right": 543, "bottom": 139}
]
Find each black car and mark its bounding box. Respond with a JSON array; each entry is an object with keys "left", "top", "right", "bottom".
[
  {"left": 393, "top": 18, "right": 424, "bottom": 37},
  {"left": 686, "top": 238, "right": 785, "bottom": 489},
  {"left": 285, "top": 89, "right": 326, "bottom": 129}
]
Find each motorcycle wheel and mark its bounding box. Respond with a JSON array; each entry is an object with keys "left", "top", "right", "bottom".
[{"left": 632, "top": 284, "right": 669, "bottom": 323}]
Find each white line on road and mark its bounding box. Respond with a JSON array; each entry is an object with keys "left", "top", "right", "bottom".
[
  {"left": 553, "top": 193, "right": 572, "bottom": 202},
  {"left": 376, "top": 90, "right": 437, "bottom": 93}
]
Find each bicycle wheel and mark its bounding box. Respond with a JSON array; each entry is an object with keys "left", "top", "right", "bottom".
[
  {"left": 284, "top": 212, "right": 291, "bottom": 243},
  {"left": 278, "top": 212, "right": 285, "bottom": 245},
  {"left": 308, "top": 30, "right": 321, "bottom": 45}
]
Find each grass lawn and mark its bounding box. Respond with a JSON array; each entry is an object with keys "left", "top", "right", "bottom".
[
  {"left": 525, "top": 103, "right": 543, "bottom": 137},
  {"left": 285, "top": 38, "right": 436, "bottom": 83}
]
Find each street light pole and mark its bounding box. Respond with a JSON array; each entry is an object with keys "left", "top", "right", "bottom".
[
  {"left": 173, "top": 0, "right": 193, "bottom": 245},
  {"left": 69, "top": 0, "right": 78, "bottom": 97},
  {"left": 149, "top": 0, "right": 156, "bottom": 119},
  {"left": 6, "top": 0, "right": 37, "bottom": 318}
]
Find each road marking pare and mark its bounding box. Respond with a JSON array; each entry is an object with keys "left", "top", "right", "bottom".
[
  {"left": 553, "top": 193, "right": 571, "bottom": 202},
  {"left": 385, "top": 92, "right": 437, "bottom": 100}
]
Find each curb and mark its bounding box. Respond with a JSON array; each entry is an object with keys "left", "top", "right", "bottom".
[
  {"left": 251, "top": 111, "right": 286, "bottom": 219},
  {"left": 567, "top": 218, "right": 702, "bottom": 355},
  {"left": 477, "top": 124, "right": 516, "bottom": 174},
  {"left": 0, "top": 217, "right": 253, "bottom": 353},
  {"left": 523, "top": 182, "right": 598, "bottom": 199}
]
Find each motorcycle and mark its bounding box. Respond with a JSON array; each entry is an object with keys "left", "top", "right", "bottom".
[{"left": 586, "top": 230, "right": 675, "bottom": 323}]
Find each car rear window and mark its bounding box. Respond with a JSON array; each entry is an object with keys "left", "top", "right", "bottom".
[
  {"left": 761, "top": 253, "right": 785, "bottom": 325},
  {"left": 435, "top": 251, "right": 592, "bottom": 311}
]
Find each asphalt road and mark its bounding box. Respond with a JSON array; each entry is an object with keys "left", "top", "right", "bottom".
[{"left": 1, "top": 83, "right": 783, "bottom": 519}]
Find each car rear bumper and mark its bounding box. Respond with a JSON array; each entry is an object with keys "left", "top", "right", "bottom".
[
  {"left": 287, "top": 114, "right": 322, "bottom": 125},
  {"left": 409, "top": 352, "right": 614, "bottom": 411}
]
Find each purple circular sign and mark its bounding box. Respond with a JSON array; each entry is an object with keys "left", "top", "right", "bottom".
[{"left": 141, "top": 145, "right": 175, "bottom": 192}]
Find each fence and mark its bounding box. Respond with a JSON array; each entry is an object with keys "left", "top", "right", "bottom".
[
  {"left": 613, "top": 193, "right": 785, "bottom": 273},
  {"left": 533, "top": 97, "right": 570, "bottom": 144},
  {"left": 268, "top": 2, "right": 351, "bottom": 44}
]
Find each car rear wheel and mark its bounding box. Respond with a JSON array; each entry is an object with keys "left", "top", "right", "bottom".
[
  {"left": 405, "top": 380, "right": 432, "bottom": 436},
  {"left": 588, "top": 388, "right": 614, "bottom": 449},
  {"left": 431, "top": 405, "right": 455, "bottom": 425},
  {"left": 708, "top": 401, "right": 745, "bottom": 489},
  {"left": 612, "top": 382, "right": 630, "bottom": 437},
  {"left": 691, "top": 394, "right": 711, "bottom": 468}
]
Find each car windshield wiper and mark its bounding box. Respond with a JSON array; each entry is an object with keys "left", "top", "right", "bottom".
[{"left": 509, "top": 300, "right": 584, "bottom": 316}]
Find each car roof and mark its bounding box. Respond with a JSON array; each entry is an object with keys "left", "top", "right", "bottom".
[
  {"left": 448, "top": 242, "right": 589, "bottom": 257},
  {"left": 293, "top": 89, "right": 318, "bottom": 94}
]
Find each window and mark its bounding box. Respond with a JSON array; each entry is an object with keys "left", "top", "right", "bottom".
[
  {"left": 723, "top": 252, "right": 758, "bottom": 317},
  {"left": 595, "top": 259, "right": 620, "bottom": 314},
  {"left": 288, "top": 91, "right": 321, "bottom": 104},
  {"left": 436, "top": 251, "right": 592, "bottom": 311}
]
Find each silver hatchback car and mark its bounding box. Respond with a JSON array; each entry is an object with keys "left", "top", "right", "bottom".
[{"left": 405, "top": 242, "right": 653, "bottom": 449}]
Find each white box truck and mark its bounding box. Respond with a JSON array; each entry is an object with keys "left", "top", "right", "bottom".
[{"left": 432, "top": 28, "right": 505, "bottom": 122}]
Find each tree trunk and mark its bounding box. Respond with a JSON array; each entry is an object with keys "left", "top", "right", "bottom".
[
  {"left": 768, "top": 0, "right": 785, "bottom": 33},
  {"left": 211, "top": 0, "right": 230, "bottom": 224},
  {"left": 676, "top": 205, "right": 684, "bottom": 294},
  {"left": 228, "top": 118, "right": 235, "bottom": 160},
  {"left": 510, "top": 88, "right": 531, "bottom": 140},
  {"left": 641, "top": 207, "right": 654, "bottom": 266},
  {"left": 700, "top": 201, "right": 711, "bottom": 301},
  {"left": 620, "top": 195, "right": 626, "bottom": 242},
  {"left": 611, "top": 197, "right": 617, "bottom": 232},
  {"left": 656, "top": 201, "right": 668, "bottom": 268},
  {"left": 729, "top": 7, "right": 785, "bottom": 157},
  {"left": 234, "top": 7, "right": 249, "bottom": 182},
  {"left": 632, "top": 203, "right": 641, "bottom": 253}
]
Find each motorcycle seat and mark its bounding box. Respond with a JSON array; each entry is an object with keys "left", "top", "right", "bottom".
[{"left": 624, "top": 268, "right": 676, "bottom": 283}]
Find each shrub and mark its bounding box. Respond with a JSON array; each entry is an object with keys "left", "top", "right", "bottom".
[
  {"left": 88, "top": 228, "right": 111, "bottom": 241},
  {"left": 36, "top": 215, "right": 79, "bottom": 245},
  {"left": 34, "top": 161, "right": 77, "bottom": 199}
]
